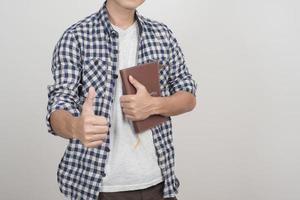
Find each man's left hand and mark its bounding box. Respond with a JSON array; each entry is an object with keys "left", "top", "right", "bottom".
[{"left": 120, "top": 75, "right": 155, "bottom": 121}]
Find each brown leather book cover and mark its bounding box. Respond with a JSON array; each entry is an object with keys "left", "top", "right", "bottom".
[{"left": 119, "top": 61, "right": 168, "bottom": 134}]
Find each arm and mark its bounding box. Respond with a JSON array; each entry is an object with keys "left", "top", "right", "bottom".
[
  {"left": 120, "top": 27, "right": 197, "bottom": 120},
  {"left": 46, "top": 30, "right": 82, "bottom": 139},
  {"left": 49, "top": 110, "right": 76, "bottom": 139},
  {"left": 151, "top": 27, "right": 197, "bottom": 117},
  {"left": 121, "top": 78, "right": 196, "bottom": 119},
  {"left": 150, "top": 91, "right": 196, "bottom": 117},
  {"left": 46, "top": 31, "right": 108, "bottom": 147}
]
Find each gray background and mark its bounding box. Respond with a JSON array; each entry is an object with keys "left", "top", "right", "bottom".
[{"left": 0, "top": 0, "right": 299, "bottom": 199}]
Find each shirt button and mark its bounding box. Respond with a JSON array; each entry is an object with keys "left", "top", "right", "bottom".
[
  {"left": 175, "top": 178, "right": 180, "bottom": 187},
  {"left": 111, "top": 31, "right": 117, "bottom": 38},
  {"left": 112, "top": 74, "right": 118, "bottom": 79}
]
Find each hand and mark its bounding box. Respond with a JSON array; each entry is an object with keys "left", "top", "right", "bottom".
[
  {"left": 120, "top": 75, "right": 155, "bottom": 121},
  {"left": 71, "top": 87, "right": 109, "bottom": 148}
]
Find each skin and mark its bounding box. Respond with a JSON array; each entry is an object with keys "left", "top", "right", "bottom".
[
  {"left": 106, "top": 0, "right": 145, "bottom": 29},
  {"left": 49, "top": 0, "right": 196, "bottom": 148}
]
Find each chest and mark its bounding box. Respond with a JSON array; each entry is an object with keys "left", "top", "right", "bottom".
[{"left": 77, "top": 33, "right": 171, "bottom": 122}]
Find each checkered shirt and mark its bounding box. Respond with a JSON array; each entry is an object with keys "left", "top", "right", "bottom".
[{"left": 46, "top": 1, "right": 197, "bottom": 200}]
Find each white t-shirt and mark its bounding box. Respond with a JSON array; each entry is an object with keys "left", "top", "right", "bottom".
[{"left": 101, "top": 21, "right": 163, "bottom": 192}]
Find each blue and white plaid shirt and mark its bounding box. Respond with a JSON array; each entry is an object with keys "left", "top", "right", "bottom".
[{"left": 46, "top": 1, "right": 197, "bottom": 199}]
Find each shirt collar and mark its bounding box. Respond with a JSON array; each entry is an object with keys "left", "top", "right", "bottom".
[{"left": 97, "top": 0, "right": 146, "bottom": 38}]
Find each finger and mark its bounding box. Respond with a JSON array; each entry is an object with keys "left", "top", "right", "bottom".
[
  {"left": 125, "top": 114, "right": 135, "bottom": 121},
  {"left": 83, "top": 125, "right": 107, "bottom": 135},
  {"left": 87, "top": 125, "right": 109, "bottom": 135},
  {"left": 86, "top": 140, "right": 104, "bottom": 148},
  {"left": 120, "top": 102, "right": 133, "bottom": 108},
  {"left": 82, "top": 87, "right": 96, "bottom": 116},
  {"left": 122, "top": 108, "right": 135, "bottom": 115},
  {"left": 90, "top": 116, "right": 108, "bottom": 126},
  {"left": 87, "top": 133, "right": 107, "bottom": 142},
  {"left": 129, "top": 75, "right": 145, "bottom": 91},
  {"left": 120, "top": 95, "right": 135, "bottom": 103}
]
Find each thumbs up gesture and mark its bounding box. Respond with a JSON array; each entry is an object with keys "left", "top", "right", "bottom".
[
  {"left": 72, "top": 87, "right": 109, "bottom": 148},
  {"left": 119, "top": 75, "right": 155, "bottom": 121}
]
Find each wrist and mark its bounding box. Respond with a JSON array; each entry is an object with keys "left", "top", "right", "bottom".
[
  {"left": 150, "top": 96, "right": 165, "bottom": 116},
  {"left": 69, "top": 116, "right": 78, "bottom": 139}
]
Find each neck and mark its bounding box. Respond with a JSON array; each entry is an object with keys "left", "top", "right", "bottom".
[{"left": 106, "top": 0, "right": 136, "bottom": 29}]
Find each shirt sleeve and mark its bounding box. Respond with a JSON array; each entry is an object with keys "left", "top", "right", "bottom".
[
  {"left": 46, "top": 31, "right": 82, "bottom": 136},
  {"left": 166, "top": 28, "right": 198, "bottom": 97}
]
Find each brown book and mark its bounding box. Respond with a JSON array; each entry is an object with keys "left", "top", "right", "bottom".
[{"left": 119, "top": 61, "right": 168, "bottom": 134}]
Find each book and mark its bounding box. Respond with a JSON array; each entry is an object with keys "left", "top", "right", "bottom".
[{"left": 119, "top": 61, "right": 168, "bottom": 134}]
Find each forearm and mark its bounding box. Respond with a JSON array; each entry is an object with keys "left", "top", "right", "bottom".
[
  {"left": 49, "top": 109, "right": 76, "bottom": 139},
  {"left": 150, "top": 91, "right": 196, "bottom": 117}
]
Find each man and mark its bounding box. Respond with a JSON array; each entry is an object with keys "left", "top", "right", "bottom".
[{"left": 46, "top": 0, "right": 197, "bottom": 199}]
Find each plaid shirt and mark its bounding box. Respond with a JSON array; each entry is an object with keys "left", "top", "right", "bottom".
[{"left": 46, "top": 1, "right": 197, "bottom": 200}]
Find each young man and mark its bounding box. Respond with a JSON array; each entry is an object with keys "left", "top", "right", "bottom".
[{"left": 46, "top": 0, "right": 197, "bottom": 199}]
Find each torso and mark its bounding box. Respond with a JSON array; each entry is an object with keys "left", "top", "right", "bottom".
[{"left": 100, "top": 20, "right": 163, "bottom": 192}]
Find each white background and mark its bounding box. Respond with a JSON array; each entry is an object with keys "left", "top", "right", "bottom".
[{"left": 0, "top": 0, "right": 299, "bottom": 199}]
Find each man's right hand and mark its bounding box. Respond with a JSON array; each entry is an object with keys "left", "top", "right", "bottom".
[{"left": 71, "top": 87, "right": 109, "bottom": 148}]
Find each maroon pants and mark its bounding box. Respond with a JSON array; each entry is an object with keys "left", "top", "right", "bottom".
[{"left": 98, "top": 181, "right": 178, "bottom": 200}]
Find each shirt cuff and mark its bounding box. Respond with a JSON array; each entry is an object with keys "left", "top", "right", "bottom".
[
  {"left": 46, "top": 102, "right": 80, "bottom": 136},
  {"left": 169, "top": 78, "right": 197, "bottom": 97}
]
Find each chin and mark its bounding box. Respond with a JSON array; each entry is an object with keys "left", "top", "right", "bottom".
[{"left": 115, "top": 0, "right": 145, "bottom": 10}]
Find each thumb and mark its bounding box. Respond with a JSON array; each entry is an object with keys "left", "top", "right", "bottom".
[
  {"left": 82, "top": 86, "right": 96, "bottom": 116},
  {"left": 129, "top": 75, "right": 145, "bottom": 92}
]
